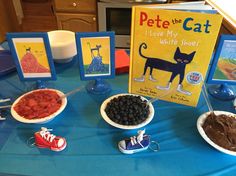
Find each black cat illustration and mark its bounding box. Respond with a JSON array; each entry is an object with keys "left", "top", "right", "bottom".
[{"left": 134, "top": 43, "right": 196, "bottom": 95}]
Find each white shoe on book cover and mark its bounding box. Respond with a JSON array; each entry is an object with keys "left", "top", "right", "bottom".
[
  {"left": 149, "top": 75, "right": 157, "bottom": 82},
  {"left": 156, "top": 82, "right": 171, "bottom": 90},
  {"left": 134, "top": 75, "right": 145, "bottom": 82},
  {"left": 177, "top": 84, "right": 191, "bottom": 96}
]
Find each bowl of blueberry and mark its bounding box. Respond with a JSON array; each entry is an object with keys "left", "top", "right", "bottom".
[{"left": 100, "top": 93, "right": 154, "bottom": 129}]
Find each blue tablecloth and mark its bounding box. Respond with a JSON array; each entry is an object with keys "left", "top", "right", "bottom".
[{"left": 0, "top": 58, "right": 236, "bottom": 176}]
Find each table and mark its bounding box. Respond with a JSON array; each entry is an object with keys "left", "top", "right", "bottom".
[{"left": 0, "top": 58, "right": 236, "bottom": 176}]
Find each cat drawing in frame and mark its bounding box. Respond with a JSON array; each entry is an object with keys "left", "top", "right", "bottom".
[{"left": 134, "top": 43, "right": 196, "bottom": 96}]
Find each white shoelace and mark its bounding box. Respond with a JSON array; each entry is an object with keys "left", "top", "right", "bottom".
[
  {"left": 39, "top": 127, "right": 56, "bottom": 143},
  {"left": 130, "top": 136, "right": 144, "bottom": 148},
  {"left": 0, "top": 98, "right": 10, "bottom": 103}
]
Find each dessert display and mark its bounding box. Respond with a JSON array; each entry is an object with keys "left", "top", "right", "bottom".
[
  {"left": 11, "top": 89, "right": 67, "bottom": 123},
  {"left": 202, "top": 112, "right": 236, "bottom": 152},
  {"left": 100, "top": 93, "right": 154, "bottom": 129},
  {"left": 105, "top": 95, "right": 149, "bottom": 125}
]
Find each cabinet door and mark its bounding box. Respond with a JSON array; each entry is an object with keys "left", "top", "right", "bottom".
[
  {"left": 54, "top": 0, "right": 96, "bottom": 13},
  {"left": 56, "top": 13, "right": 97, "bottom": 32},
  {"left": 0, "top": 0, "right": 20, "bottom": 42}
]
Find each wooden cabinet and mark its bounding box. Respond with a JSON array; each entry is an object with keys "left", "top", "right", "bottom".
[
  {"left": 54, "top": 0, "right": 96, "bottom": 13},
  {"left": 21, "top": 0, "right": 58, "bottom": 32},
  {"left": 56, "top": 13, "right": 97, "bottom": 32},
  {"left": 54, "top": 0, "right": 97, "bottom": 32},
  {"left": 0, "top": 0, "right": 21, "bottom": 42}
]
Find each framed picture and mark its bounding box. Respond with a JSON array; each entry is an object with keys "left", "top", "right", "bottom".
[
  {"left": 207, "top": 35, "right": 236, "bottom": 85},
  {"left": 7, "top": 32, "right": 56, "bottom": 81},
  {"left": 76, "top": 31, "right": 115, "bottom": 80}
]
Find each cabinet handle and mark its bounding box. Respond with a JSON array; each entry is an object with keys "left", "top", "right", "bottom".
[
  {"left": 72, "top": 2, "right": 77, "bottom": 7},
  {"left": 92, "top": 17, "right": 96, "bottom": 21}
]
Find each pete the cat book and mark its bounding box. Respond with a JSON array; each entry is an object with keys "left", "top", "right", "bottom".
[{"left": 128, "top": 5, "right": 223, "bottom": 107}]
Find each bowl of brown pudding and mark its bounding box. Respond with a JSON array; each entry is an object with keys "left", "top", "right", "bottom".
[{"left": 197, "top": 111, "right": 236, "bottom": 156}]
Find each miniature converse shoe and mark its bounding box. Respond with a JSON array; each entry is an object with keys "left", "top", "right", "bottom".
[
  {"left": 34, "top": 127, "right": 67, "bottom": 152},
  {"left": 118, "top": 130, "right": 150, "bottom": 154}
]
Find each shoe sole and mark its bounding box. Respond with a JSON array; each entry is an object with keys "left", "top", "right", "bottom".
[
  {"left": 36, "top": 141, "right": 67, "bottom": 152},
  {"left": 118, "top": 144, "right": 148, "bottom": 154}
]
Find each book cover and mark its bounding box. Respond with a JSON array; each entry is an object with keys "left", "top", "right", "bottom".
[{"left": 128, "top": 6, "right": 223, "bottom": 107}]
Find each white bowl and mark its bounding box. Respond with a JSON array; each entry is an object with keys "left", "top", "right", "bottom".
[
  {"left": 11, "top": 89, "right": 67, "bottom": 124},
  {"left": 48, "top": 30, "right": 77, "bottom": 63},
  {"left": 197, "top": 111, "right": 236, "bottom": 156},
  {"left": 100, "top": 93, "right": 154, "bottom": 130}
]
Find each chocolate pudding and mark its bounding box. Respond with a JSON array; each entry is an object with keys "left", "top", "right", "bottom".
[{"left": 202, "top": 113, "right": 236, "bottom": 151}]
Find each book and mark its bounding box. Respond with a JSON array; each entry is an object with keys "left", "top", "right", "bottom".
[
  {"left": 128, "top": 3, "right": 223, "bottom": 107},
  {"left": 142, "top": 1, "right": 216, "bottom": 13},
  {"left": 206, "top": 0, "right": 236, "bottom": 29}
]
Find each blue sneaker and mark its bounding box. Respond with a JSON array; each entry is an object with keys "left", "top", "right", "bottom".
[{"left": 118, "top": 130, "right": 150, "bottom": 154}]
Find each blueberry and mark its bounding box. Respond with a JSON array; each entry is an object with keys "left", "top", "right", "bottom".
[
  {"left": 115, "top": 115, "right": 121, "bottom": 120},
  {"left": 109, "top": 113, "right": 114, "bottom": 118},
  {"left": 128, "top": 113, "right": 134, "bottom": 119},
  {"left": 123, "top": 117, "right": 128, "bottom": 121}
]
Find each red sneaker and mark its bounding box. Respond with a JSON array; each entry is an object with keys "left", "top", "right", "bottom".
[{"left": 34, "top": 127, "right": 67, "bottom": 152}]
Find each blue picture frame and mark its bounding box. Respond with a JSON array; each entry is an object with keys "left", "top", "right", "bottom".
[
  {"left": 6, "top": 32, "right": 56, "bottom": 81},
  {"left": 207, "top": 35, "right": 236, "bottom": 85},
  {"left": 76, "top": 31, "right": 115, "bottom": 80}
]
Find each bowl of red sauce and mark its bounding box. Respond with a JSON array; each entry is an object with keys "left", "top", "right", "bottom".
[{"left": 11, "top": 89, "right": 67, "bottom": 123}]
